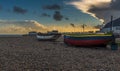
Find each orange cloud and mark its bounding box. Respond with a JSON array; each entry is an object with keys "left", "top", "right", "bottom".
[
  {"left": 0, "top": 20, "right": 48, "bottom": 34},
  {"left": 0, "top": 20, "right": 99, "bottom": 34},
  {"left": 47, "top": 25, "right": 99, "bottom": 33}
]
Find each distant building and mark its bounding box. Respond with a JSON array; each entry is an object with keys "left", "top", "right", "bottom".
[
  {"left": 47, "top": 30, "right": 59, "bottom": 34},
  {"left": 101, "top": 18, "right": 120, "bottom": 35},
  {"left": 28, "top": 31, "right": 37, "bottom": 36}
]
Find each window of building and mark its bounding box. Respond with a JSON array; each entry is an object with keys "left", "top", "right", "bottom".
[{"left": 116, "top": 26, "right": 120, "bottom": 30}]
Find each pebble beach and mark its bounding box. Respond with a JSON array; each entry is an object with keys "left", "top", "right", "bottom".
[{"left": 0, "top": 35, "right": 120, "bottom": 71}]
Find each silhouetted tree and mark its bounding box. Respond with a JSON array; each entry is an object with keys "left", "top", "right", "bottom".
[
  {"left": 81, "top": 24, "right": 86, "bottom": 33},
  {"left": 70, "top": 23, "right": 75, "bottom": 32}
]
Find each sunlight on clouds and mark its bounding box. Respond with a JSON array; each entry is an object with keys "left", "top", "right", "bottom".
[
  {"left": 0, "top": 20, "right": 48, "bottom": 34},
  {"left": 48, "top": 25, "right": 99, "bottom": 33},
  {"left": 0, "top": 20, "right": 99, "bottom": 34},
  {"left": 67, "top": 0, "right": 112, "bottom": 23}
]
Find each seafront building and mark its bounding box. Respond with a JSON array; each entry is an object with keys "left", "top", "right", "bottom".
[{"left": 101, "top": 17, "right": 120, "bottom": 36}]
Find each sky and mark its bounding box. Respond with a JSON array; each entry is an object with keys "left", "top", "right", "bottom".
[{"left": 0, "top": 0, "right": 119, "bottom": 34}]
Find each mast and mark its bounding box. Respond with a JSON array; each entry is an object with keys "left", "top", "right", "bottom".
[{"left": 111, "top": 16, "right": 113, "bottom": 32}]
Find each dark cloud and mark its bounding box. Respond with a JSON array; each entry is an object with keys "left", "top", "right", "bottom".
[
  {"left": 88, "top": 5, "right": 111, "bottom": 12},
  {"left": 86, "top": 0, "right": 120, "bottom": 23},
  {"left": 94, "top": 25, "right": 103, "bottom": 29},
  {"left": 88, "top": 7, "right": 112, "bottom": 23},
  {"left": 110, "top": 0, "right": 120, "bottom": 10},
  {"left": 88, "top": 0, "right": 120, "bottom": 12},
  {"left": 70, "top": 0, "right": 120, "bottom": 24},
  {"left": 41, "top": 13, "right": 51, "bottom": 17},
  {"left": 70, "top": 23, "right": 75, "bottom": 27},
  {"left": 42, "top": 4, "right": 62, "bottom": 10},
  {"left": 53, "top": 11, "right": 63, "bottom": 21},
  {"left": 65, "top": 17, "right": 69, "bottom": 20},
  {"left": 13, "top": 6, "right": 27, "bottom": 14},
  {"left": 53, "top": 11, "right": 69, "bottom": 21}
]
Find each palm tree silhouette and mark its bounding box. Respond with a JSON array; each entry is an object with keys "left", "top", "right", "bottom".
[
  {"left": 70, "top": 23, "right": 75, "bottom": 32},
  {"left": 81, "top": 24, "right": 86, "bottom": 33}
]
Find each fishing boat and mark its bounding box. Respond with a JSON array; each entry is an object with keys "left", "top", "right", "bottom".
[
  {"left": 64, "top": 34, "right": 114, "bottom": 47},
  {"left": 36, "top": 32, "right": 61, "bottom": 41}
]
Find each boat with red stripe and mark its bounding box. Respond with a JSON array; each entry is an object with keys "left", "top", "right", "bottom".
[{"left": 64, "top": 34, "right": 113, "bottom": 47}]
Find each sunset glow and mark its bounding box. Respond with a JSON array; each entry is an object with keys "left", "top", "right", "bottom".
[{"left": 0, "top": 0, "right": 119, "bottom": 34}]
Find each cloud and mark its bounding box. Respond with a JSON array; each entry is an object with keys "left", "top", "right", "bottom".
[
  {"left": 42, "top": 4, "right": 62, "bottom": 10},
  {"left": 13, "top": 6, "right": 27, "bottom": 14},
  {"left": 65, "top": 17, "right": 69, "bottom": 20},
  {"left": 93, "top": 24, "right": 103, "bottom": 29},
  {"left": 0, "top": 20, "right": 99, "bottom": 34},
  {"left": 67, "top": 0, "right": 120, "bottom": 23},
  {"left": 42, "top": 4, "right": 69, "bottom": 21},
  {"left": 111, "top": 0, "right": 120, "bottom": 10},
  {"left": 41, "top": 13, "right": 51, "bottom": 17},
  {"left": 53, "top": 11, "right": 63, "bottom": 21},
  {"left": 70, "top": 23, "right": 75, "bottom": 27},
  {"left": 0, "top": 20, "right": 48, "bottom": 34},
  {"left": 48, "top": 25, "right": 99, "bottom": 32}
]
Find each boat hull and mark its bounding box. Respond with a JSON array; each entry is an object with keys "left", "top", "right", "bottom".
[
  {"left": 37, "top": 34, "right": 61, "bottom": 41},
  {"left": 64, "top": 35, "right": 113, "bottom": 47}
]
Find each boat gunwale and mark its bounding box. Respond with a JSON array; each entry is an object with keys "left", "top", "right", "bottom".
[
  {"left": 64, "top": 34, "right": 114, "bottom": 41},
  {"left": 64, "top": 34, "right": 113, "bottom": 38}
]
